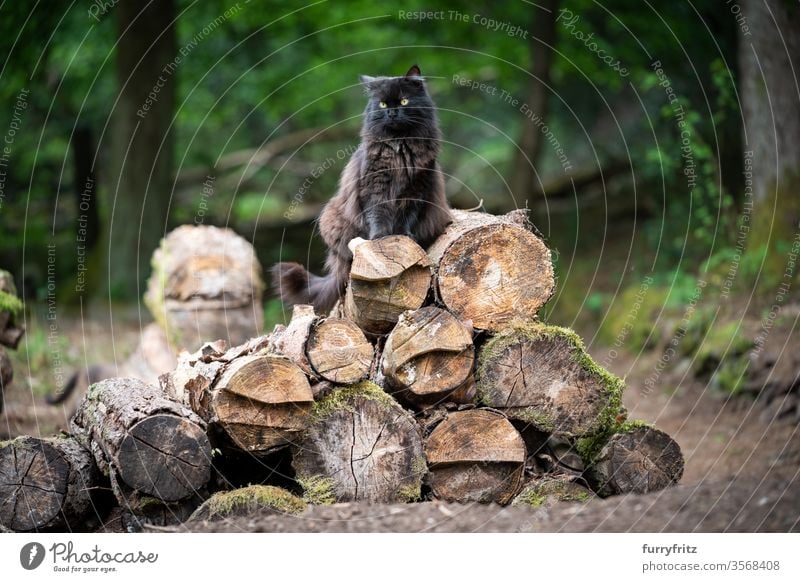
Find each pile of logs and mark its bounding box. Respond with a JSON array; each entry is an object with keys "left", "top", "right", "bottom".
[{"left": 0, "top": 210, "right": 684, "bottom": 532}]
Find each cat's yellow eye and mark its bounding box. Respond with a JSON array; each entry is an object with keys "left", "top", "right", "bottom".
[
  {"left": 400, "top": 98, "right": 409, "bottom": 106},
  {"left": 379, "top": 101, "right": 387, "bottom": 108}
]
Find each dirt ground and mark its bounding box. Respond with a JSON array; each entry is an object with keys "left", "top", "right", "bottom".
[{"left": 2, "top": 309, "right": 798, "bottom": 532}]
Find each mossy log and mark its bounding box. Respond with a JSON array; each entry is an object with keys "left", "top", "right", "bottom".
[
  {"left": 511, "top": 474, "right": 594, "bottom": 508},
  {"left": 293, "top": 382, "right": 426, "bottom": 504},
  {"left": 187, "top": 485, "right": 306, "bottom": 523},
  {"left": 70, "top": 378, "right": 212, "bottom": 503},
  {"left": 344, "top": 236, "right": 432, "bottom": 335},
  {"left": 381, "top": 306, "right": 474, "bottom": 406},
  {"left": 144, "top": 225, "right": 264, "bottom": 351},
  {"left": 166, "top": 338, "right": 315, "bottom": 453},
  {"left": 588, "top": 426, "right": 684, "bottom": 497},
  {"left": 427, "top": 210, "right": 555, "bottom": 331},
  {"left": 477, "top": 323, "right": 624, "bottom": 438},
  {"left": 0, "top": 435, "right": 102, "bottom": 531},
  {"left": 425, "top": 409, "right": 526, "bottom": 505},
  {"left": 307, "top": 317, "right": 373, "bottom": 384},
  {"left": 0, "top": 269, "right": 24, "bottom": 349}
]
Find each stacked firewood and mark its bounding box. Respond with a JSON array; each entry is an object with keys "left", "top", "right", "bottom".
[
  {"left": 0, "top": 270, "right": 24, "bottom": 415},
  {"left": 0, "top": 211, "right": 683, "bottom": 532}
]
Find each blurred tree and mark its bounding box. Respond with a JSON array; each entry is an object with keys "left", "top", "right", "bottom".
[
  {"left": 108, "top": 0, "right": 176, "bottom": 298},
  {"left": 739, "top": 0, "right": 800, "bottom": 278},
  {"left": 510, "top": 0, "right": 559, "bottom": 202}
]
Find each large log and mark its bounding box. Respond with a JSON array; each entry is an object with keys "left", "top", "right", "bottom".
[
  {"left": 477, "top": 322, "right": 624, "bottom": 438},
  {"left": 344, "top": 236, "right": 432, "bottom": 335},
  {"left": 425, "top": 409, "right": 526, "bottom": 505},
  {"left": 587, "top": 426, "right": 684, "bottom": 497},
  {"left": 381, "top": 306, "right": 474, "bottom": 406},
  {"left": 166, "top": 339, "right": 314, "bottom": 453},
  {"left": 427, "top": 210, "right": 554, "bottom": 331},
  {"left": 71, "top": 378, "right": 212, "bottom": 502},
  {"left": 144, "top": 225, "right": 264, "bottom": 351},
  {"left": 0, "top": 435, "right": 102, "bottom": 531},
  {"left": 293, "top": 382, "right": 426, "bottom": 503}
]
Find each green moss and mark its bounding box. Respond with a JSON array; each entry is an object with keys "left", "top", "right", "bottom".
[
  {"left": 397, "top": 484, "right": 421, "bottom": 503},
  {"left": 0, "top": 290, "right": 23, "bottom": 318},
  {"left": 509, "top": 408, "right": 556, "bottom": 432},
  {"left": 297, "top": 475, "right": 337, "bottom": 505},
  {"left": 512, "top": 479, "right": 592, "bottom": 507},
  {"left": 311, "top": 380, "right": 396, "bottom": 419},
  {"left": 477, "top": 321, "right": 625, "bottom": 437},
  {"left": 200, "top": 485, "right": 306, "bottom": 518}
]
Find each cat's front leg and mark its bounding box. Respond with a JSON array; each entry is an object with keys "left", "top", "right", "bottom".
[{"left": 363, "top": 200, "right": 394, "bottom": 240}]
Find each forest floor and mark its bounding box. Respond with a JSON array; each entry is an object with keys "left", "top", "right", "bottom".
[{"left": 1, "top": 306, "right": 798, "bottom": 532}]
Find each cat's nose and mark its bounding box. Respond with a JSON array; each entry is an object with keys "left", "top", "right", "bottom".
[{"left": 388, "top": 109, "right": 398, "bottom": 119}]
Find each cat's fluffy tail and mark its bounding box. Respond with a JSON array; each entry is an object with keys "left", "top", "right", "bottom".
[{"left": 271, "top": 262, "right": 343, "bottom": 313}]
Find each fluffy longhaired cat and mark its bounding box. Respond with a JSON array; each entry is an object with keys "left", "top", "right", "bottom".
[{"left": 272, "top": 64, "right": 452, "bottom": 312}]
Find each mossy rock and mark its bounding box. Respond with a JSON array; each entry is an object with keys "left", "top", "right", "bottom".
[{"left": 187, "top": 485, "right": 306, "bottom": 522}]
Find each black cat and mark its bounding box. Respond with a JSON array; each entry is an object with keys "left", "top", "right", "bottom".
[{"left": 272, "top": 64, "right": 452, "bottom": 312}]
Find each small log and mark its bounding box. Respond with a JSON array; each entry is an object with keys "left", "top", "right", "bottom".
[
  {"left": 425, "top": 409, "right": 526, "bottom": 505},
  {"left": 427, "top": 210, "right": 554, "bottom": 331},
  {"left": 381, "top": 306, "right": 474, "bottom": 406},
  {"left": 511, "top": 474, "right": 594, "bottom": 507},
  {"left": 108, "top": 469, "right": 200, "bottom": 529},
  {"left": 70, "top": 378, "right": 212, "bottom": 502},
  {"left": 307, "top": 317, "right": 373, "bottom": 384},
  {"left": 170, "top": 342, "right": 315, "bottom": 453},
  {"left": 0, "top": 435, "right": 102, "bottom": 531},
  {"left": 588, "top": 426, "right": 684, "bottom": 497},
  {"left": 144, "top": 225, "right": 264, "bottom": 351},
  {"left": 187, "top": 485, "right": 306, "bottom": 523},
  {"left": 344, "top": 236, "right": 432, "bottom": 335},
  {"left": 293, "top": 382, "right": 426, "bottom": 503},
  {"left": 477, "top": 323, "right": 624, "bottom": 437}
]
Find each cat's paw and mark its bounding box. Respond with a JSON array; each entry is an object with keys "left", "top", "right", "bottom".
[{"left": 347, "top": 237, "right": 368, "bottom": 253}]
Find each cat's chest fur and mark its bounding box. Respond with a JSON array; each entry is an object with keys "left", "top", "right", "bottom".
[{"left": 363, "top": 138, "right": 432, "bottom": 188}]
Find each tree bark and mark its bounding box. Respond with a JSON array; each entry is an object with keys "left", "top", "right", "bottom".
[
  {"left": 425, "top": 409, "right": 526, "bottom": 505},
  {"left": 476, "top": 322, "right": 624, "bottom": 437},
  {"left": 0, "top": 435, "right": 102, "bottom": 531},
  {"left": 108, "top": 0, "right": 176, "bottom": 297},
  {"left": 510, "top": 0, "right": 560, "bottom": 201},
  {"left": 427, "top": 210, "right": 554, "bottom": 331},
  {"left": 380, "top": 306, "right": 474, "bottom": 406},
  {"left": 588, "top": 426, "right": 684, "bottom": 497},
  {"left": 344, "top": 236, "right": 432, "bottom": 334},
  {"left": 293, "top": 382, "right": 426, "bottom": 503},
  {"left": 70, "top": 377, "right": 212, "bottom": 502},
  {"left": 739, "top": 0, "right": 800, "bottom": 269}
]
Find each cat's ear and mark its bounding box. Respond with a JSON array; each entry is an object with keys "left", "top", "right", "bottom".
[
  {"left": 405, "top": 64, "right": 422, "bottom": 78},
  {"left": 359, "top": 75, "right": 376, "bottom": 89}
]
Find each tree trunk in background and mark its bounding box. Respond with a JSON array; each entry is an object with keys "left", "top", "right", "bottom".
[
  {"left": 510, "top": 0, "right": 559, "bottom": 202},
  {"left": 108, "top": 0, "right": 176, "bottom": 298},
  {"left": 739, "top": 0, "right": 800, "bottom": 279},
  {"left": 73, "top": 126, "right": 100, "bottom": 252}
]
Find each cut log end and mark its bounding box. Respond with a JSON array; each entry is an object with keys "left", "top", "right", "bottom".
[
  {"left": 382, "top": 307, "right": 475, "bottom": 406},
  {"left": 589, "top": 426, "right": 684, "bottom": 497},
  {"left": 0, "top": 436, "right": 99, "bottom": 532},
  {"left": 345, "top": 236, "right": 432, "bottom": 335},
  {"left": 307, "top": 318, "right": 373, "bottom": 384},
  {"left": 477, "top": 323, "right": 624, "bottom": 437},
  {"left": 425, "top": 409, "right": 526, "bottom": 505},
  {"left": 429, "top": 211, "right": 554, "bottom": 331},
  {"left": 294, "top": 382, "right": 426, "bottom": 504},
  {"left": 116, "top": 414, "right": 212, "bottom": 501}
]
